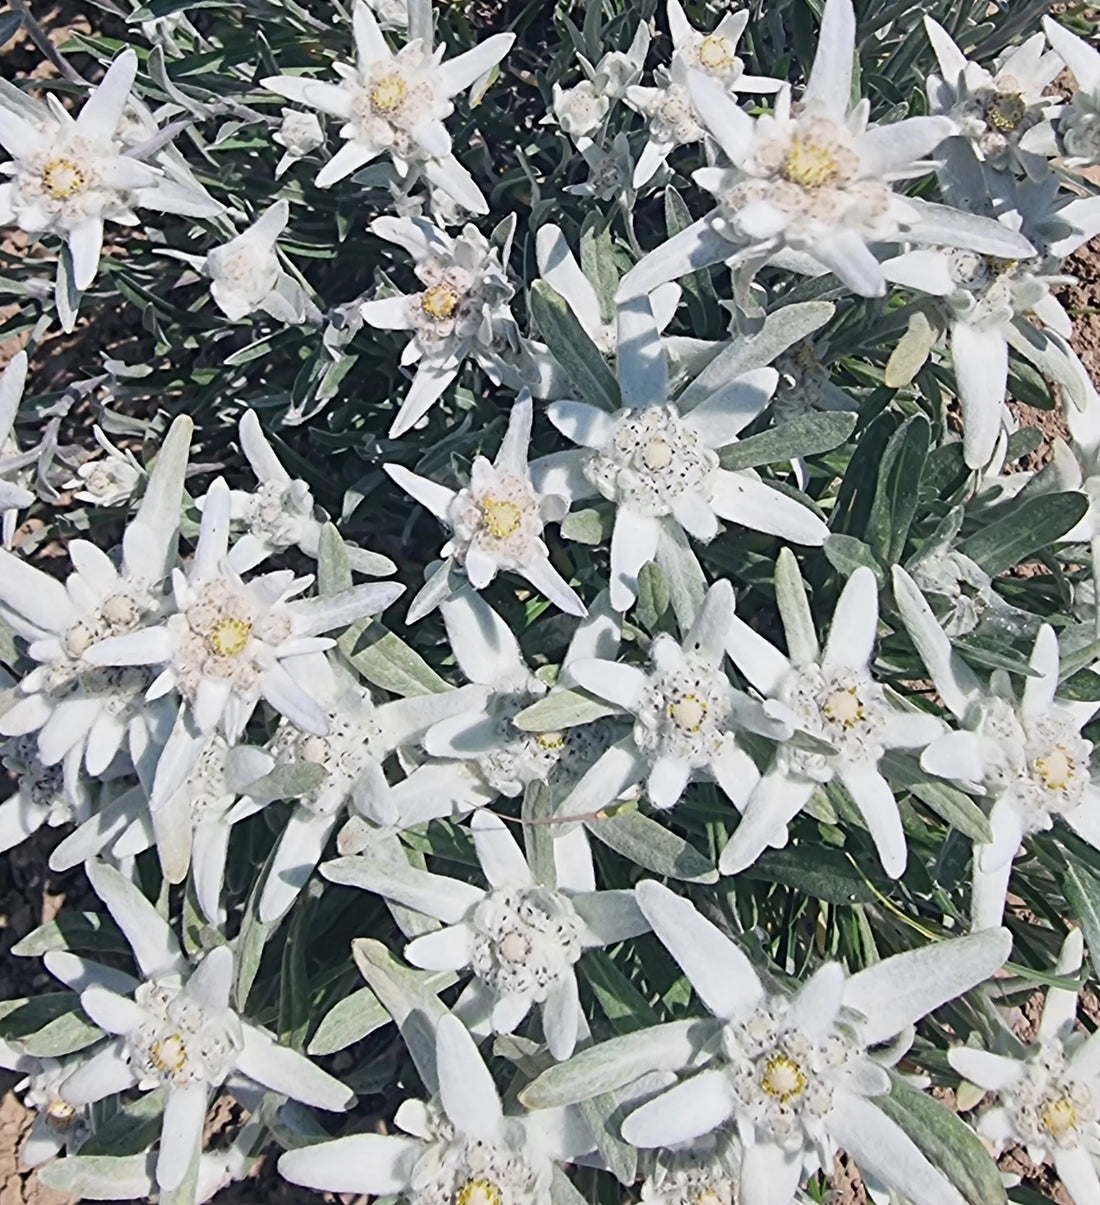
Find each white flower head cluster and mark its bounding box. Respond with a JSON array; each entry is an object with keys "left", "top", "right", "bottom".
[
  {"left": 7, "top": 4, "right": 1100, "bottom": 1205},
  {"left": 263, "top": 1, "right": 513, "bottom": 212}
]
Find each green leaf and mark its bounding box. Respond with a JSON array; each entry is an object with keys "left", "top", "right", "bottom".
[
  {"left": 308, "top": 986, "right": 393, "bottom": 1055},
  {"left": 513, "top": 689, "right": 618, "bottom": 731},
  {"left": 1061, "top": 852, "right": 1100, "bottom": 980},
  {"left": 867, "top": 414, "right": 929, "bottom": 566},
  {"left": 875, "top": 1071, "right": 1006, "bottom": 1205},
  {"left": 823, "top": 533, "right": 885, "bottom": 584},
  {"left": 0, "top": 993, "right": 101, "bottom": 1054},
  {"left": 22, "top": 1009, "right": 103, "bottom": 1057},
  {"left": 320, "top": 524, "right": 449, "bottom": 695},
  {"left": 579, "top": 214, "right": 618, "bottom": 324},
  {"left": 953, "top": 635, "right": 1040, "bottom": 677},
  {"left": 580, "top": 1093, "right": 637, "bottom": 1186},
  {"left": 247, "top": 760, "right": 328, "bottom": 801},
  {"left": 11, "top": 911, "right": 128, "bottom": 957},
  {"left": 581, "top": 949, "right": 659, "bottom": 1034},
  {"left": 78, "top": 1091, "right": 167, "bottom": 1157},
  {"left": 550, "top": 1166, "right": 591, "bottom": 1205},
  {"left": 519, "top": 1019, "right": 718, "bottom": 1109},
  {"left": 884, "top": 310, "right": 939, "bottom": 388},
  {"left": 656, "top": 520, "right": 707, "bottom": 634},
  {"left": 719, "top": 411, "right": 856, "bottom": 472},
  {"left": 559, "top": 507, "right": 608, "bottom": 545},
  {"left": 39, "top": 1155, "right": 155, "bottom": 1201},
  {"left": 529, "top": 280, "right": 620, "bottom": 412},
  {"left": 679, "top": 301, "right": 835, "bottom": 409},
  {"left": 1060, "top": 669, "right": 1100, "bottom": 701},
  {"left": 740, "top": 847, "right": 887, "bottom": 904},
  {"left": 636, "top": 560, "right": 670, "bottom": 632},
  {"left": 522, "top": 781, "right": 557, "bottom": 890},
  {"left": 958, "top": 492, "right": 1088, "bottom": 576},
  {"left": 352, "top": 939, "right": 453, "bottom": 1092},
  {"left": 879, "top": 751, "right": 992, "bottom": 844},
  {"left": 586, "top": 811, "right": 718, "bottom": 883},
  {"left": 279, "top": 894, "right": 313, "bottom": 1051},
  {"left": 344, "top": 623, "right": 452, "bottom": 696}
]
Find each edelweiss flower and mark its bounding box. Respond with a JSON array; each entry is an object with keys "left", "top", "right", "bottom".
[
  {"left": 57, "top": 862, "right": 353, "bottom": 1192},
  {"left": 325, "top": 810, "right": 648, "bottom": 1058},
  {"left": 550, "top": 20, "right": 649, "bottom": 138},
  {"left": 950, "top": 930, "right": 1100, "bottom": 1205},
  {"left": 551, "top": 81, "right": 610, "bottom": 140},
  {"left": 273, "top": 109, "right": 324, "bottom": 177},
  {"left": 414, "top": 590, "right": 619, "bottom": 810},
  {"left": 618, "top": 0, "right": 1035, "bottom": 304},
  {"left": 771, "top": 337, "right": 857, "bottom": 423},
  {"left": 204, "top": 200, "right": 320, "bottom": 324},
  {"left": 51, "top": 734, "right": 275, "bottom": 923},
  {"left": 722, "top": 560, "right": 943, "bottom": 879},
  {"left": 566, "top": 133, "right": 634, "bottom": 202},
  {"left": 881, "top": 171, "right": 1100, "bottom": 468},
  {"left": 0, "top": 731, "right": 89, "bottom": 856},
  {"left": 364, "top": 0, "right": 409, "bottom": 31},
  {"left": 558, "top": 580, "right": 785, "bottom": 815},
  {"left": 0, "top": 351, "right": 36, "bottom": 541},
  {"left": 263, "top": 1, "right": 513, "bottom": 211},
  {"left": 224, "top": 409, "right": 395, "bottom": 576},
  {"left": 82, "top": 477, "right": 404, "bottom": 804},
  {"left": 532, "top": 296, "right": 827, "bottom": 612},
  {"left": 258, "top": 654, "right": 482, "bottom": 923},
  {"left": 280, "top": 1012, "right": 593, "bottom": 1201},
  {"left": 0, "top": 1044, "right": 93, "bottom": 1166},
  {"left": 905, "top": 508, "right": 1022, "bottom": 639},
  {"left": 618, "top": 882, "right": 1011, "bottom": 1205},
  {"left": 640, "top": 1145, "right": 740, "bottom": 1205},
  {"left": 0, "top": 50, "right": 221, "bottom": 306},
  {"left": 894, "top": 566, "right": 1100, "bottom": 929},
  {"left": 387, "top": 393, "right": 584, "bottom": 621},
  {"left": 0, "top": 415, "right": 193, "bottom": 778},
  {"left": 63, "top": 424, "right": 143, "bottom": 508},
  {"left": 924, "top": 18, "right": 1062, "bottom": 177},
  {"left": 626, "top": 1, "right": 782, "bottom": 188},
  {"left": 361, "top": 215, "right": 520, "bottom": 436},
  {"left": 1044, "top": 17, "right": 1100, "bottom": 167}
]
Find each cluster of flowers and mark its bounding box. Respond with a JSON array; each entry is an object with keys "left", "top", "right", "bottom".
[{"left": 2, "top": 0, "right": 1100, "bottom": 1203}]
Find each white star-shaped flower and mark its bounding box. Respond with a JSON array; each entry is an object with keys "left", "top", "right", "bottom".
[
  {"left": 387, "top": 393, "right": 584, "bottom": 621},
  {"left": 263, "top": 1, "right": 513, "bottom": 213}
]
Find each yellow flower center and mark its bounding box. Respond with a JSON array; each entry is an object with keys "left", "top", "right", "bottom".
[
  {"left": 782, "top": 137, "right": 840, "bottom": 189},
  {"left": 669, "top": 693, "right": 707, "bottom": 733},
  {"left": 370, "top": 74, "right": 408, "bottom": 115},
  {"left": 481, "top": 497, "right": 523, "bottom": 540},
  {"left": 42, "top": 157, "right": 86, "bottom": 199},
  {"left": 497, "top": 931, "right": 531, "bottom": 962},
  {"left": 46, "top": 1099, "right": 78, "bottom": 1127},
  {"left": 823, "top": 687, "right": 864, "bottom": 728},
  {"left": 1036, "top": 745, "right": 1075, "bottom": 791},
  {"left": 988, "top": 92, "right": 1027, "bottom": 132},
  {"left": 643, "top": 437, "right": 674, "bottom": 471},
  {"left": 1042, "top": 1097, "right": 1079, "bottom": 1138},
  {"left": 697, "top": 1191, "right": 724, "bottom": 1205},
  {"left": 421, "top": 283, "right": 461, "bottom": 321},
  {"left": 536, "top": 730, "right": 566, "bottom": 750},
  {"left": 151, "top": 1033, "right": 188, "bottom": 1075},
  {"left": 457, "top": 1178, "right": 504, "bottom": 1205},
  {"left": 207, "top": 617, "right": 253, "bottom": 658},
  {"left": 698, "top": 35, "right": 735, "bottom": 72},
  {"left": 761, "top": 1054, "right": 807, "bottom": 1104}
]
